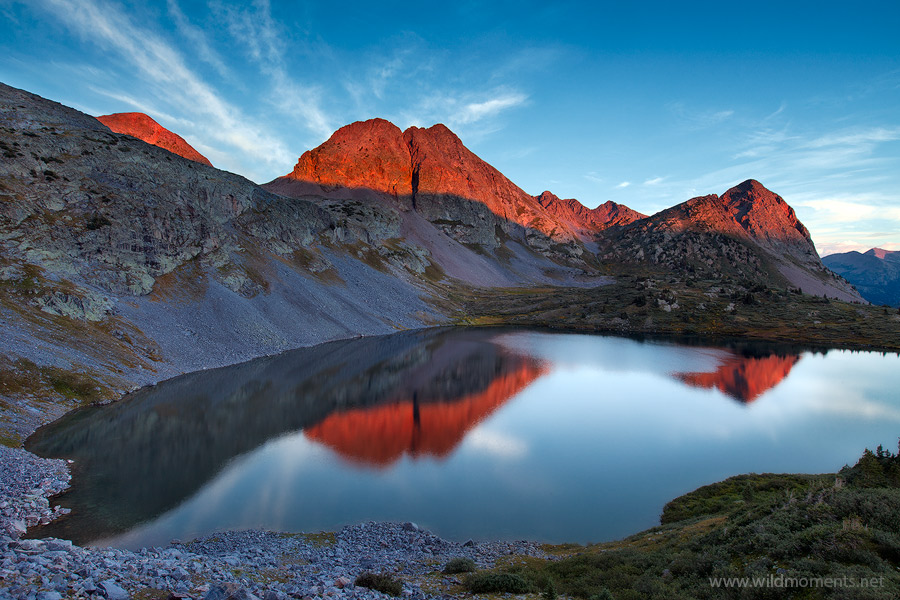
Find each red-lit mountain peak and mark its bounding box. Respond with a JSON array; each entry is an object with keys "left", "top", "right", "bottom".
[
  {"left": 719, "top": 179, "right": 814, "bottom": 251},
  {"left": 276, "top": 118, "right": 642, "bottom": 247},
  {"left": 289, "top": 118, "right": 412, "bottom": 197},
  {"left": 96, "top": 112, "right": 212, "bottom": 167}
]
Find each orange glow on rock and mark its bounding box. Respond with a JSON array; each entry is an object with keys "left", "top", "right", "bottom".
[{"left": 97, "top": 112, "right": 213, "bottom": 167}]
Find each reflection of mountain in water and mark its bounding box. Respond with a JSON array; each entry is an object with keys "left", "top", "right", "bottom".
[
  {"left": 25, "top": 328, "right": 544, "bottom": 545},
  {"left": 306, "top": 363, "right": 546, "bottom": 467},
  {"left": 675, "top": 353, "right": 801, "bottom": 403}
]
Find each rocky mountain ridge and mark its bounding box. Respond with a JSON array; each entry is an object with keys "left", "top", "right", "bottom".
[
  {"left": 534, "top": 191, "right": 646, "bottom": 241},
  {"left": 269, "top": 119, "right": 607, "bottom": 261},
  {"left": 271, "top": 118, "right": 858, "bottom": 302},
  {"left": 96, "top": 112, "right": 213, "bottom": 166},
  {"left": 597, "top": 179, "right": 860, "bottom": 301}
]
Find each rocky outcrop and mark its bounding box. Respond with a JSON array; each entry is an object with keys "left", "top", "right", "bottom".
[
  {"left": 535, "top": 191, "right": 645, "bottom": 240},
  {"left": 286, "top": 118, "right": 411, "bottom": 197},
  {"left": 270, "top": 119, "right": 587, "bottom": 259},
  {"left": 628, "top": 180, "right": 817, "bottom": 259},
  {"left": 823, "top": 248, "right": 900, "bottom": 306},
  {"left": 598, "top": 180, "right": 862, "bottom": 301},
  {"left": 0, "top": 83, "right": 335, "bottom": 296},
  {"left": 96, "top": 112, "right": 213, "bottom": 166}
]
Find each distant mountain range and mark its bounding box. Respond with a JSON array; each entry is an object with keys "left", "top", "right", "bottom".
[{"left": 823, "top": 248, "right": 900, "bottom": 306}]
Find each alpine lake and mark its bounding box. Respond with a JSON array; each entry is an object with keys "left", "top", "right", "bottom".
[{"left": 25, "top": 328, "right": 900, "bottom": 550}]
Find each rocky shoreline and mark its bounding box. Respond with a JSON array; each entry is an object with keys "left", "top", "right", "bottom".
[{"left": 0, "top": 446, "right": 546, "bottom": 600}]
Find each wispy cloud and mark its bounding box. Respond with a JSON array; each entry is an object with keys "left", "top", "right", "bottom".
[
  {"left": 643, "top": 177, "right": 664, "bottom": 186},
  {"left": 394, "top": 87, "right": 529, "bottom": 140},
  {"left": 616, "top": 181, "right": 631, "bottom": 189},
  {"left": 466, "top": 427, "right": 528, "bottom": 460},
  {"left": 455, "top": 92, "right": 528, "bottom": 124},
  {"left": 733, "top": 126, "right": 797, "bottom": 159},
  {"left": 668, "top": 102, "right": 735, "bottom": 129},
  {"left": 216, "top": 0, "right": 283, "bottom": 66},
  {"left": 820, "top": 241, "right": 900, "bottom": 256},
  {"left": 794, "top": 194, "right": 900, "bottom": 224},
  {"left": 803, "top": 127, "right": 900, "bottom": 149},
  {"left": 214, "top": 0, "right": 334, "bottom": 140},
  {"left": 39, "top": 0, "right": 294, "bottom": 179}
]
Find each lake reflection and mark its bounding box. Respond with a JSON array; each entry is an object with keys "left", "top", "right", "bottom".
[{"left": 26, "top": 329, "right": 900, "bottom": 549}]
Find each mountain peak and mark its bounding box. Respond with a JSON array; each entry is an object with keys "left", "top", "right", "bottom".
[
  {"left": 867, "top": 247, "right": 899, "bottom": 260},
  {"left": 96, "top": 112, "right": 212, "bottom": 166},
  {"left": 717, "top": 179, "right": 813, "bottom": 248},
  {"left": 405, "top": 122, "right": 458, "bottom": 141},
  {"left": 537, "top": 190, "right": 560, "bottom": 203},
  {"left": 732, "top": 178, "right": 768, "bottom": 193},
  {"left": 329, "top": 118, "right": 403, "bottom": 141},
  {"left": 288, "top": 118, "right": 411, "bottom": 196},
  {"left": 602, "top": 177, "right": 868, "bottom": 296}
]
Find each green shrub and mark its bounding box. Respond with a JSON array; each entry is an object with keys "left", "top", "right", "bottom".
[
  {"left": 443, "top": 557, "right": 476, "bottom": 574},
  {"left": 464, "top": 572, "right": 531, "bottom": 594},
  {"left": 542, "top": 578, "right": 558, "bottom": 600},
  {"left": 354, "top": 572, "right": 403, "bottom": 597}
]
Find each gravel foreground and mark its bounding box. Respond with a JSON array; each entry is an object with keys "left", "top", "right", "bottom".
[{"left": 0, "top": 446, "right": 546, "bottom": 600}]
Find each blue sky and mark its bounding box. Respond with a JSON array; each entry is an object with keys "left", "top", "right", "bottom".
[{"left": 1, "top": 0, "right": 898, "bottom": 255}]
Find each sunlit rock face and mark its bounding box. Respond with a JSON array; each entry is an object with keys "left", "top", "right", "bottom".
[
  {"left": 288, "top": 118, "right": 411, "bottom": 196},
  {"left": 97, "top": 112, "right": 213, "bottom": 166},
  {"left": 304, "top": 360, "right": 547, "bottom": 467},
  {"left": 675, "top": 353, "right": 801, "bottom": 403},
  {"left": 535, "top": 191, "right": 646, "bottom": 240},
  {"left": 274, "top": 118, "right": 599, "bottom": 257},
  {"left": 622, "top": 180, "right": 816, "bottom": 259}
]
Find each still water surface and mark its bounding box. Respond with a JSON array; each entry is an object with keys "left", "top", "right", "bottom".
[{"left": 27, "top": 328, "right": 900, "bottom": 549}]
